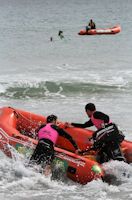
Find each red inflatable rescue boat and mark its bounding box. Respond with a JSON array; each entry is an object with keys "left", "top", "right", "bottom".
[
  {"left": 78, "top": 25, "right": 121, "bottom": 35},
  {"left": 0, "top": 107, "right": 104, "bottom": 185},
  {"left": 0, "top": 107, "right": 131, "bottom": 184}
]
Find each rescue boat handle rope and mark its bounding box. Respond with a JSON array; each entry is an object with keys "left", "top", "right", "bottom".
[{"left": 9, "top": 106, "right": 43, "bottom": 127}]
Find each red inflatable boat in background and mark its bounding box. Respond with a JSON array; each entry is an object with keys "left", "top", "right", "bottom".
[{"left": 78, "top": 25, "right": 121, "bottom": 35}]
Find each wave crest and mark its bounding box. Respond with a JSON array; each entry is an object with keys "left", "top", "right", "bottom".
[{"left": 0, "top": 80, "right": 128, "bottom": 99}]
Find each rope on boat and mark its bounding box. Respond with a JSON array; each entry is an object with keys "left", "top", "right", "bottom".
[
  {"left": 8, "top": 106, "right": 43, "bottom": 126},
  {"left": 8, "top": 107, "right": 44, "bottom": 139}
]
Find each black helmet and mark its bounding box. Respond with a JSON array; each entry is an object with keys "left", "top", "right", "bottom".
[{"left": 46, "top": 114, "right": 57, "bottom": 123}]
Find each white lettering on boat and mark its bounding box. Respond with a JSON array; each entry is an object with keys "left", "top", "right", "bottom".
[
  {"left": 56, "top": 152, "right": 85, "bottom": 167},
  {"left": 96, "top": 29, "right": 112, "bottom": 33}
]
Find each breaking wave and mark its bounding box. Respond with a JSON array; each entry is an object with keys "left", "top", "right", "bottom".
[{"left": 0, "top": 80, "right": 130, "bottom": 100}]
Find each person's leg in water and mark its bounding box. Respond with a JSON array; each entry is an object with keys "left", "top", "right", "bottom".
[
  {"left": 29, "top": 142, "right": 44, "bottom": 165},
  {"left": 43, "top": 164, "right": 52, "bottom": 176},
  {"left": 29, "top": 140, "right": 54, "bottom": 175},
  {"left": 110, "top": 142, "right": 126, "bottom": 162},
  {"left": 96, "top": 147, "right": 110, "bottom": 164},
  {"left": 41, "top": 146, "right": 54, "bottom": 176},
  {"left": 97, "top": 142, "right": 126, "bottom": 163},
  {"left": 96, "top": 142, "right": 116, "bottom": 164}
]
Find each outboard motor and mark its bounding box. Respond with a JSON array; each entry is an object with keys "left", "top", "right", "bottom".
[
  {"left": 96, "top": 142, "right": 125, "bottom": 164},
  {"left": 92, "top": 123, "right": 125, "bottom": 164}
]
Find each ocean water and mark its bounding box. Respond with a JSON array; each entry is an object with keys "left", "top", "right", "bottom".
[{"left": 0, "top": 0, "right": 132, "bottom": 199}]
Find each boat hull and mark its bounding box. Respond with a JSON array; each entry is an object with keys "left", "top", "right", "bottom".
[
  {"left": 0, "top": 107, "right": 104, "bottom": 184},
  {"left": 78, "top": 25, "right": 121, "bottom": 35}
]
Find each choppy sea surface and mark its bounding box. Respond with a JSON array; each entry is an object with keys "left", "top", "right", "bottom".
[{"left": 0, "top": 0, "right": 132, "bottom": 199}]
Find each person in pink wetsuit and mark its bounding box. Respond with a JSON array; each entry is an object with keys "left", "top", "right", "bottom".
[{"left": 30, "top": 114, "right": 79, "bottom": 175}]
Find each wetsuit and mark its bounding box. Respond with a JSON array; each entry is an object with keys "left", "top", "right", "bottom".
[
  {"left": 71, "top": 111, "right": 125, "bottom": 163},
  {"left": 30, "top": 124, "right": 78, "bottom": 166},
  {"left": 71, "top": 111, "right": 109, "bottom": 128},
  {"left": 88, "top": 21, "right": 96, "bottom": 29}
]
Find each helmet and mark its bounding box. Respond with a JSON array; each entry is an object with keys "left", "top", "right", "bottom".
[{"left": 46, "top": 114, "right": 57, "bottom": 123}]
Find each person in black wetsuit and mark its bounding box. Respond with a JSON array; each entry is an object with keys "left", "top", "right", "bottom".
[
  {"left": 88, "top": 19, "right": 96, "bottom": 29},
  {"left": 58, "top": 30, "right": 64, "bottom": 39},
  {"left": 65, "top": 103, "right": 125, "bottom": 163},
  {"left": 86, "top": 19, "right": 96, "bottom": 32},
  {"left": 70, "top": 103, "right": 109, "bottom": 129},
  {"left": 29, "top": 114, "right": 79, "bottom": 175}
]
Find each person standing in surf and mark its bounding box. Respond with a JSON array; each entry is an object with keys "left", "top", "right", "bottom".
[
  {"left": 29, "top": 114, "right": 79, "bottom": 175},
  {"left": 65, "top": 103, "right": 125, "bottom": 163}
]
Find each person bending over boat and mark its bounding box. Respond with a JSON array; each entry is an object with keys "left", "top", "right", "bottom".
[
  {"left": 65, "top": 103, "right": 125, "bottom": 163},
  {"left": 29, "top": 114, "right": 79, "bottom": 175},
  {"left": 86, "top": 19, "right": 96, "bottom": 31}
]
